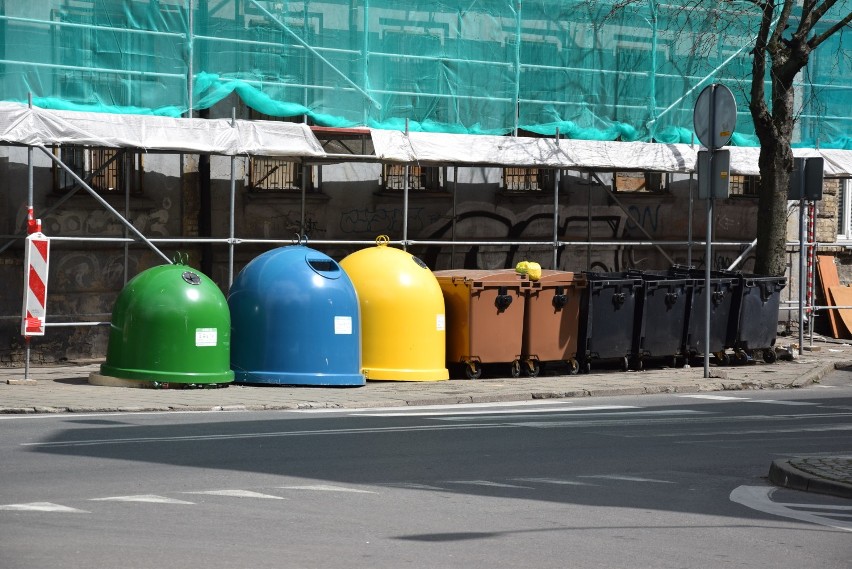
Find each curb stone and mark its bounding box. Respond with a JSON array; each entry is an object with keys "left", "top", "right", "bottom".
[{"left": 768, "top": 458, "right": 852, "bottom": 500}]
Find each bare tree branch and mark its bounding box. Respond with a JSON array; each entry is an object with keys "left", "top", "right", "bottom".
[{"left": 809, "top": 7, "right": 852, "bottom": 49}]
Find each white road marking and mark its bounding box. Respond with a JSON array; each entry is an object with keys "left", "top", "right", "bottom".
[
  {"left": 679, "top": 395, "right": 749, "bottom": 401},
  {"left": 381, "top": 483, "right": 449, "bottom": 491},
  {"left": 184, "top": 490, "right": 286, "bottom": 500},
  {"left": 0, "top": 502, "right": 88, "bottom": 513},
  {"left": 20, "top": 423, "right": 511, "bottom": 448},
  {"left": 366, "top": 405, "right": 638, "bottom": 417},
  {"left": 511, "top": 477, "right": 594, "bottom": 486},
  {"left": 0, "top": 410, "right": 249, "bottom": 421},
  {"left": 293, "top": 400, "right": 573, "bottom": 414},
  {"left": 90, "top": 495, "right": 195, "bottom": 505},
  {"left": 749, "top": 400, "right": 818, "bottom": 406},
  {"left": 782, "top": 503, "right": 852, "bottom": 511},
  {"left": 730, "top": 485, "right": 852, "bottom": 532},
  {"left": 578, "top": 475, "right": 675, "bottom": 484},
  {"left": 278, "top": 485, "right": 377, "bottom": 494},
  {"left": 679, "top": 395, "right": 817, "bottom": 406},
  {"left": 444, "top": 480, "right": 534, "bottom": 489}
]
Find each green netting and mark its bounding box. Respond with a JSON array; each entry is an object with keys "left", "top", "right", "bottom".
[{"left": 1, "top": 1, "right": 851, "bottom": 147}]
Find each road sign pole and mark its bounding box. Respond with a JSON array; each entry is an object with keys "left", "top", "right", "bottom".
[
  {"left": 694, "top": 83, "right": 736, "bottom": 378},
  {"left": 799, "top": 197, "right": 806, "bottom": 354},
  {"left": 705, "top": 190, "right": 713, "bottom": 377}
]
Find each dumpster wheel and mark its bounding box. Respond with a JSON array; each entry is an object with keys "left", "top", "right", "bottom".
[
  {"left": 632, "top": 356, "right": 644, "bottom": 371},
  {"left": 566, "top": 358, "right": 580, "bottom": 375},
  {"left": 464, "top": 360, "right": 483, "bottom": 380},
  {"left": 524, "top": 358, "right": 541, "bottom": 378},
  {"left": 510, "top": 359, "right": 522, "bottom": 378},
  {"left": 734, "top": 350, "right": 751, "bottom": 365},
  {"left": 762, "top": 348, "right": 777, "bottom": 363},
  {"left": 714, "top": 351, "right": 731, "bottom": 366}
]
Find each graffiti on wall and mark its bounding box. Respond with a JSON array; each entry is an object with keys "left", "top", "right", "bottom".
[
  {"left": 260, "top": 210, "right": 325, "bottom": 238},
  {"left": 42, "top": 202, "right": 171, "bottom": 237},
  {"left": 405, "top": 200, "right": 749, "bottom": 273},
  {"left": 339, "top": 206, "right": 425, "bottom": 235}
]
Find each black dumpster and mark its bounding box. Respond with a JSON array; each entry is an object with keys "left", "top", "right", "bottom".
[
  {"left": 633, "top": 271, "right": 693, "bottom": 369},
  {"left": 730, "top": 274, "right": 787, "bottom": 363},
  {"left": 669, "top": 266, "right": 738, "bottom": 365},
  {"left": 579, "top": 272, "right": 643, "bottom": 372}
]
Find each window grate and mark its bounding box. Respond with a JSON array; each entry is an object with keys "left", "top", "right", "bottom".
[
  {"left": 503, "top": 168, "right": 555, "bottom": 192},
  {"left": 249, "top": 157, "right": 307, "bottom": 192},
  {"left": 382, "top": 164, "right": 441, "bottom": 191},
  {"left": 53, "top": 147, "right": 140, "bottom": 194}
]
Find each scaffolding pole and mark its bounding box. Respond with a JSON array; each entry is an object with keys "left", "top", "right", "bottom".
[{"left": 37, "top": 145, "right": 172, "bottom": 264}]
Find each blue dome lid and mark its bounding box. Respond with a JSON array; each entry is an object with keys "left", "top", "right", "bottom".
[{"left": 229, "top": 245, "right": 364, "bottom": 386}]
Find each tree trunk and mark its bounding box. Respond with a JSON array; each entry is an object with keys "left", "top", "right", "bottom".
[
  {"left": 754, "top": 139, "right": 792, "bottom": 276},
  {"left": 752, "top": 41, "right": 799, "bottom": 276}
]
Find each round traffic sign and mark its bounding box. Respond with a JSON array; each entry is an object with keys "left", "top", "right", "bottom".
[{"left": 693, "top": 84, "right": 737, "bottom": 149}]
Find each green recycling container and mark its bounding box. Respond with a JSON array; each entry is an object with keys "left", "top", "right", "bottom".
[{"left": 99, "top": 263, "right": 234, "bottom": 385}]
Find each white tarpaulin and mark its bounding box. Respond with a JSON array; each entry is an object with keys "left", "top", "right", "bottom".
[
  {"left": 2, "top": 102, "right": 851, "bottom": 176},
  {"left": 0, "top": 102, "right": 327, "bottom": 158},
  {"left": 371, "top": 129, "right": 697, "bottom": 172},
  {"left": 371, "top": 128, "right": 852, "bottom": 177}
]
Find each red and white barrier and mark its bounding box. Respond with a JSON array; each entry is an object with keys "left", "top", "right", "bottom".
[{"left": 21, "top": 220, "right": 49, "bottom": 337}]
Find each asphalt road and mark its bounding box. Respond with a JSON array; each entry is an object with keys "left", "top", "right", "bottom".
[{"left": 2, "top": 376, "right": 851, "bottom": 569}]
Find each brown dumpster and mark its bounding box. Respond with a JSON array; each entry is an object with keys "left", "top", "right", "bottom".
[
  {"left": 434, "top": 270, "right": 529, "bottom": 379},
  {"left": 521, "top": 270, "right": 587, "bottom": 376}
]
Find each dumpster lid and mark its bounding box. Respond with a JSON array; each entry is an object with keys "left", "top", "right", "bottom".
[
  {"left": 535, "top": 270, "right": 586, "bottom": 286},
  {"left": 434, "top": 269, "right": 530, "bottom": 288}
]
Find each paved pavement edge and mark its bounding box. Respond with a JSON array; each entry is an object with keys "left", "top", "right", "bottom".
[{"left": 768, "top": 458, "right": 852, "bottom": 500}]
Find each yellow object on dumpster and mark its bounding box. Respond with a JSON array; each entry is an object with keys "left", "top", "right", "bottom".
[{"left": 515, "top": 261, "right": 542, "bottom": 281}]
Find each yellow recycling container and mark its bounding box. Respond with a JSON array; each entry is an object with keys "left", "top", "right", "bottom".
[{"left": 339, "top": 236, "right": 449, "bottom": 381}]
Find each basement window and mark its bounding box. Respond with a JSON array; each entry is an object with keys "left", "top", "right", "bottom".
[
  {"left": 381, "top": 164, "right": 444, "bottom": 191},
  {"left": 52, "top": 147, "right": 143, "bottom": 195}
]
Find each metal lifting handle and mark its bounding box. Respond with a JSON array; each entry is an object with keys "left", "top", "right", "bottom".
[
  {"left": 552, "top": 286, "right": 567, "bottom": 310},
  {"left": 495, "top": 287, "right": 513, "bottom": 311}
]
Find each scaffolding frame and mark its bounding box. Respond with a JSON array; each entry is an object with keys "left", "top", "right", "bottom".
[{"left": 0, "top": 111, "right": 829, "bottom": 380}]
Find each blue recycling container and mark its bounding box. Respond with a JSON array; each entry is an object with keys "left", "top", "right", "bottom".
[{"left": 228, "top": 245, "right": 365, "bottom": 386}]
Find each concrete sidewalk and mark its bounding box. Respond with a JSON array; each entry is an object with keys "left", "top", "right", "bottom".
[
  {"left": 2, "top": 340, "right": 850, "bottom": 414},
  {"left": 2, "top": 337, "right": 851, "bottom": 498}
]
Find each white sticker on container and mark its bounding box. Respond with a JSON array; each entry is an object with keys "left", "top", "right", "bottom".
[
  {"left": 436, "top": 314, "right": 446, "bottom": 331},
  {"left": 334, "top": 316, "right": 353, "bottom": 335},
  {"left": 195, "top": 328, "right": 217, "bottom": 347}
]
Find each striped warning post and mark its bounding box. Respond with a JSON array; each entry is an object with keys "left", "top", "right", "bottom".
[{"left": 21, "top": 227, "right": 50, "bottom": 336}]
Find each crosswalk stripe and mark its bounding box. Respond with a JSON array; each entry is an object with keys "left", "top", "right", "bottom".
[
  {"left": 511, "top": 477, "right": 594, "bottom": 486},
  {"left": 90, "top": 495, "right": 195, "bottom": 504},
  {"left": 184, "top": 490, "right": 286, "bottom": 500},
  {"left": 278, "top": 485, "right": 377, "bottom": 494},
  {"left": 0, "top": 502, "right": 88, "bottom": 513},
  {"left": 381, "top": 482, "right": 449, "bottom": 491},
  {"left": 579, "top": 475, "right": 675, "bottom": 483},
  {"left": 445, "top": 480, "right": 534, "bottom": 489}
]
